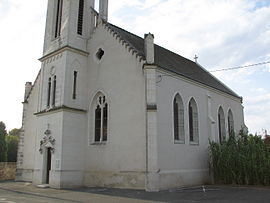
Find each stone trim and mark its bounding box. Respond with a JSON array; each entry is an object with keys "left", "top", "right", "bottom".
[
  {"left": 39, "top": 46, "right": 89, "bottom": 62},
  {"left": 35, "top": 105, "right": 86, "bottom": 115}
]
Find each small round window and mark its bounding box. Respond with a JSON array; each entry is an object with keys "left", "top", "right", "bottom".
[{"left": 96, "top": 48, "right": 104, "bottom": 60}]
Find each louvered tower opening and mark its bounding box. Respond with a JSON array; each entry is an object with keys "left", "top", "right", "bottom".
[
  {"left": 55, "top": 0, "right": 63, "bottom": 38},
  {"left": 77, "top": 0, "right": 84, "bottom": 35}
]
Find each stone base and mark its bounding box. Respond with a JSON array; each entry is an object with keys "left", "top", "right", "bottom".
[
  {"left": 158, "top": 169, "right": 210, "bottom": 190},
  {"left": 146, "top": 172, "right": 160, "bottom": 192},
  {"left": 84, "top": 171, "right": 145, "bottom": 189},
  {"left": 33, "top": 169, "right": 83, "bottom": 189},
  {"left": 16, "top": 168, "right": 210, "bottom": 191},
  {"left": 57, "top": 170, "right": 83, "bottom": 189},
  {"left": 15, "top": 169, "right": 33, "bottom": 182}
]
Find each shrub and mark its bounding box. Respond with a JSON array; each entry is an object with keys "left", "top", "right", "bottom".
[{"left": 209, "top": 131, "right": 270, "bottom": 185}]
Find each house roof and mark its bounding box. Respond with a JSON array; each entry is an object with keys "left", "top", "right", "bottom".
[{"left": 106, "top": 23, "right": 241, "bottom": 99}]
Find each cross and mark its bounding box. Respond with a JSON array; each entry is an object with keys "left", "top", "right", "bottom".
[
  {"left": 44, "top": 123, "right": 51, "bottom": 135},
  {"left": 194, "top": 54, "right": 198, "bottom": 63}
]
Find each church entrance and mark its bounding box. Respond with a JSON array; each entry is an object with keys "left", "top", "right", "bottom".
[{"left": 46, "top": 147, "right": 52, "bottom": 184}]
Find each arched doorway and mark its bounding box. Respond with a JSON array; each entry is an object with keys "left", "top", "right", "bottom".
[{"left": 45, "top": 147, "right": 52, "bottom": 184}]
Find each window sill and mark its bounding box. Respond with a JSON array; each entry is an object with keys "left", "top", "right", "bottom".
[
  {"left": 90, "top": 142, "right": 107, "bottom": 146},
  {"left": 174, "top": 140, "right": 185, "bottom": 144},
  {"left": 52, "top": 36, "right": 61, "bottom": 42},
  {"left": 77, "top": 34, "right": 85, "bottom": 39},
  {"left": 189, "top": 141, "right": 199, "bottom": 146}
]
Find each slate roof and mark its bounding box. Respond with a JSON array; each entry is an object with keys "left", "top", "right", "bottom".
[{"left": 106, "top": 23, "right": 241, "bottom": 99}]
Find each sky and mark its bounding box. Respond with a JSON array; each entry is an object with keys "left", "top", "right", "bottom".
[{"left": 0, "top": 0, "right": 269, "bottom": 135}]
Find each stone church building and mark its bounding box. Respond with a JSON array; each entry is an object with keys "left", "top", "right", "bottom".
[{"left": 16, "top": 0, "right": 245, "bottom": 191}]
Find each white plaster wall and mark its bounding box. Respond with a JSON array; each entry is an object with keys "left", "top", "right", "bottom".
[
  {"left": 156, "top": 70, "right": 244, "bottom": 189},
  {"left": 83, "top": 24, "right": 146, "bottom": 189},
  {"left": 62, "top": 51, "right": 88, "bottom": 110},
  {"left": 19, "top": 74, "right": 41, "bottom": 181},
  {"left": 60, "top": 110, "right": 87, "bottom": 188}
]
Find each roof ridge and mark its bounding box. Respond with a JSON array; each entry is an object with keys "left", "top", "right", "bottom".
[
  {"left": 106, "top": 23, "right": 198, "bottom": 65},
  {"left": 195, "top": 62, "right": 240, "bottom": 99},
  {"left": 102, "top": 22, "right": 241, "bottom": 99}
]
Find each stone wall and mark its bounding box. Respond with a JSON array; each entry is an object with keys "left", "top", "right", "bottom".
[{"left": 0, "top": 163, "right": 16, "bottom": 180}]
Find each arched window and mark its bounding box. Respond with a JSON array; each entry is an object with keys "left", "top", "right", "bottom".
[
  {"left": 93, "top": 93, "right": 108, "bottom": 143},
  {"left": 52, "top": 76, "right": 57, "bottom": 106},
  {"left": 228, "top": 109, "right": 234, "bottom": 136},
  {"left": 47, "top": 78, "right": 51, "bottom": 107},
  {"left": 218, "top": 107, "right": 226, "bottom": 142},
  {"left": 173, "top": 94, "right": 185, "bottom": 143},
  {"left": 72, "top": 71, "right": 77, "bottom": 99},
  {"left": 188, "top": 98, "right": 199, "bottom": 143}
]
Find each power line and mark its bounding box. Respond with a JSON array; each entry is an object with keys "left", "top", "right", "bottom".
[
  {"left": 156, "top": 60, "right": 270, "bottom": 83},
  {"left": 209, "top": 61, "right": 270, "bottom": 73}
]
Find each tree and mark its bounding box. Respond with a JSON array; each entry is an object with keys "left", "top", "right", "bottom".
[
  {"left": 265, "top": 135, "right": 270, "bottom": 147},
  {"left": 6, "top": 135, "right": 19, "bottom": 162},
  {"left": 8, "top": 128, "right": 20, "bottom": 137},
  {"left": 0, "top": 121, "right": 7, "bottom": 136},
  {"left": 0, "top": 121, "right": 7, "bottom": 162}
]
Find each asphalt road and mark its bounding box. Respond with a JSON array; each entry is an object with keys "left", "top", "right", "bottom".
[
  {"left": 76, "top": 185, "right": 270, "bottom": 203},
  {"left": 0, "top": 181, "right": 270, "bottom": 203}
]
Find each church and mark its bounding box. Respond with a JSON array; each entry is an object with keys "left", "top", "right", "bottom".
[{"left": 16, "top": 0, "right": 245, "bottom": 191}]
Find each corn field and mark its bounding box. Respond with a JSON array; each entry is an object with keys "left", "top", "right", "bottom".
[{"left": 209, "top": 131, "right": 270, "bottom": 185}]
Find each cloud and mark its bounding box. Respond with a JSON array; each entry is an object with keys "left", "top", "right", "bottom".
[
  {"left": 109, "top": 0, "right": 142, "bottom": 13},
  {"left": 245, "top": 93, "right": 270, "bottom": 104},
  {"left": 140, "top": 0, "right": 163, "bottom": 10},
  {"left": 111, "top": 0, "right": 270, "bottom": 66},
  {"left": 243, "top": 91, "right": 270, "bottom": 134}
]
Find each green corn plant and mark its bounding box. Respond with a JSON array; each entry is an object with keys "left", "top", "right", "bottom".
[{"left": 209, "top": 129, "right": 270, "bottom": 186}]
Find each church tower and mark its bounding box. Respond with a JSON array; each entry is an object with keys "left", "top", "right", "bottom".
[
  {"left": 31, "top": 0, "right": 108, "bottom": 188},
  {"left": 43, "top": 0, "right": 95, "bottom": 55},
  {"left": 38, "top": 0, "right": 99, "bottom": 111}
]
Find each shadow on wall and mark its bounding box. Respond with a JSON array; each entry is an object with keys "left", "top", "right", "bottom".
[{"left": 0, "top": 162, "right": 16, "bottom": 181}]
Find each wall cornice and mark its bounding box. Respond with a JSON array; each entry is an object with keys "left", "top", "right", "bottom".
[
  {"left": 35, "top": 105, "right": 87, "bottom": 116},
  {"left": 39, "top": 46, "right": 89, "bottom": 62}
]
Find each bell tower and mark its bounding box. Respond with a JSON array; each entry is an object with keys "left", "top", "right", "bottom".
[
  {"left": 43, "top": 0, "right": 96, "bottom": 56},
  {"left": 38, "top": 0, "right": 104, "bottom": 112}
]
